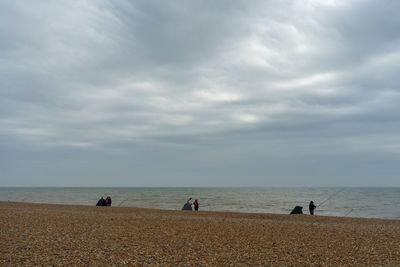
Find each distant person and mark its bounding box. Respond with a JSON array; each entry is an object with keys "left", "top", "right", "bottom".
[
  {"left": 193, "top": 199, "right": 199, "bottom": 211},
  {"left": 309, "top": 201, "right": 316, "bottom": 215},
  {"left": 106, "top": 196, "right": 112, "bottom": 207},
  {"left": 182, "top": 198, "right": 193, "bottom": 210},
  {"left": 96, "top": 197, "right": 105, "bottom": 206}
]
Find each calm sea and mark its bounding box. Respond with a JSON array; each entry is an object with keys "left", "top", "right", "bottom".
[{"left": 0, "top": 187, "right": 399, "bottom": 219}]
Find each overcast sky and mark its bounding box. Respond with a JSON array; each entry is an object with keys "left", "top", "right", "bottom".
[{"left": 1, "top": 0, "right": 400, "bottom": 187}]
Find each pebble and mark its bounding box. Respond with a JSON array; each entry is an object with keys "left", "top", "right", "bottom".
[{"left": 1, "top": 201, "right": 399, "bottom": 265}]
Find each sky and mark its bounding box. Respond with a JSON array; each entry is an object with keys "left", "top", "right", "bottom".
[{"left": 1, "top": 0, "right": 400, "bottom": 187}]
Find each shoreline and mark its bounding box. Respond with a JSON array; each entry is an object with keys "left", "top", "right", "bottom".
[
  {"left": 2, "top": 187, "right": 398, "bottom": 219},
  {"left": 3, "top": 200, "right": 399, "bottom": 220},
  {"left": 1, "top": 201, "right": 400, "bottom": 265}
]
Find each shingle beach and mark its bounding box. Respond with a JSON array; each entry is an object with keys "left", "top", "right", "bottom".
[{"left": 1, "top": 201, "right": 399, "bottom": 266}]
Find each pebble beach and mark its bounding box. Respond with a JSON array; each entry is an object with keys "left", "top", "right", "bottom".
[{"left": 1, "top": 201, "right": 399, "bottom": 266}]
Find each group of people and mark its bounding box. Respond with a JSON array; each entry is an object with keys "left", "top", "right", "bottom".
[
  {"left": 182, "top": 198, "right": 199, "bottom": 211},
  {"left": 95, "top": 196, "right": 317, "bottom": 215},
  {"left": 96, "top": 196, "right": 112, "bottom": 207},
  {"left": 290, "top": 201, "right": 316, "bottom": 215},
  {"left": 182, "top": 198, "right": 316, "bottom": 215}
]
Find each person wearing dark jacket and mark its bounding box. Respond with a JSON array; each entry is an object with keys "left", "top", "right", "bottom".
[
  {"left": 309, "top": 201, "right": 316, "bottom": 215},
  {"left": 193, "top": 199, "right": 199, "bottom": 211},
  {"left": 182, "top": 202, "right": 192, "bottom": 210},
  {"left": 96, "top": 197, "right": 105, "bottom": 206},
  {"left": 182, "top": 198, "right": 193, "bottom": 210},
  {"left": 106, "top": 196, "right": 112, "bottom": 207}
]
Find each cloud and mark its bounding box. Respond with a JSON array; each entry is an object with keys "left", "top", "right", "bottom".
[{"left": 1, "top": 0, "right": 399, "bottom": 186}]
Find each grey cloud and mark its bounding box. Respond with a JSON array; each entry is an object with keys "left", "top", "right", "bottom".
[{"left": 1, "top": 0, "right": 400, "bottom": 186}]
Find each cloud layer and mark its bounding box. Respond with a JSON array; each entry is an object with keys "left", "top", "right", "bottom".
[{"left": 1, "top": 0, "right": 400, "bottom": 186}]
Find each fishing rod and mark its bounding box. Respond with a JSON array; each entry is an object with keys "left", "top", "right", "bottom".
[
  {"left": 118, "top": 200, "right": 126, "bottom": 207},
  {"left": 118, "top": 197, "right": 133, "bottom": 207},
  {"left": 344, "top": 209, "right": 354, "bottom": 217},
  {"left": 317, "top": 190, "right": 342, "bottom": 208}
]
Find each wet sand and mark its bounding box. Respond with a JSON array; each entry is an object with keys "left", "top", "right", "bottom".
[{"left": 1, "top": 201, "right": 399, "bottom": 266}]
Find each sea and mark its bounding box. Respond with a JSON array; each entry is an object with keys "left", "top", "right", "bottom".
[{"left": 0, "top": 187, "right": 399, "bottom": 219}]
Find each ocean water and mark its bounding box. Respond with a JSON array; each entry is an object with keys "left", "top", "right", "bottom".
[{"left": 0, "top": 187, "right": 399, "bottom": 219}]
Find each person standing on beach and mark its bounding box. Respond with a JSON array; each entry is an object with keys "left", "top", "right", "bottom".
[
  {"left": 309, "top": 201, "right": 316, "bottom": 215},
  {"left": 193, "top": 199, "right": 199, "bottom": 211}
]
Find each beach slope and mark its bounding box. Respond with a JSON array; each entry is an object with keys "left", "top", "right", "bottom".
[{"left": 1, "top": 202, "right": 399, "bottom": 265}]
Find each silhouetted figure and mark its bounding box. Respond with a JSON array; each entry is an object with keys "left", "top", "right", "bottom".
[
  {"left": 193, "top": 199, "right": 199, "bottom": 211},
  {"left": 96, "top": 197, "right": 105, "bottom": 206},
  {"left": 309, "top": 201, "right": 316, "bottom": 215},
  {"left": 290, "top": 206, "right": 303, "bottom": 214}
]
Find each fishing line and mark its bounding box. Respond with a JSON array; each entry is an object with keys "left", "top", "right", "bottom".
[
  {"left": 317, "top": 190, "right": 342, "bottom": 208},
  {"left": 118, "top": 200, "right": 126, "bottom": 207},
  {"left": 344, "top": 209, "right": 354, "bottom": 217}
]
